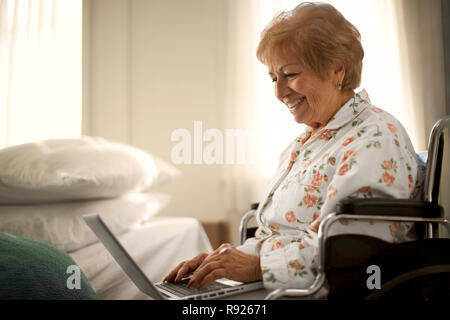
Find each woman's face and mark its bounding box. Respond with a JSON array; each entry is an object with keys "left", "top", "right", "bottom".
[{"left": 268, "top": 55, "right": 348, "bottom": 132}]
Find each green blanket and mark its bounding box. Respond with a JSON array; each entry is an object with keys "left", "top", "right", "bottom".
[{"left": 0, "top": 232, "right": 98, "bottom": 300}]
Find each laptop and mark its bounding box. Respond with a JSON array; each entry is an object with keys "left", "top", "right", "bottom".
[{"left": 83, "top": 213, "right": 264, "bottom": 300}]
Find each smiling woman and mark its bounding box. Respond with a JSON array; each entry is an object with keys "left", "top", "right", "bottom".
[
  {"left": 257, "top": 2, "right": 361, "bottom": 136},
  {"left": 0, "top": 0, "right": 82, "bottom": 148},
  {"left": 164, "top": 2, "right": 424, "bottom": 297},
  {"left": 223, "top": 0, "right": 446, "bottom": 247},
  {"left": 268, "top": 60, "right": 354, "bottom": 135}
]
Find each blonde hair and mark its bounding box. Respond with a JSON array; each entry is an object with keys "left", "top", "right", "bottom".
[{"left": 257, "top": 2, "right": 364, "bottom": 91}]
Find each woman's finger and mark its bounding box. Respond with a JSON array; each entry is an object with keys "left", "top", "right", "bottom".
[
  {"left": 188, "top": 244, "right": 235, "bottom": 287},
  {"left": 175, "top": 254, "right": 208, "bottom": 282},
  {"left": 188, "top": 260, "right": 224, "bottom": 288},
  {"left": 163, "top": 260, "right": 187, "bottom": 282},
  {"left": 197, "top": 243, "right": 231, "bottom": 269},
  {"left": 197, "top": 268, "right": 227, "bottom": 290},
  {"left": 163, "top": 252, "right": 208, "bottom": 282},
  {"left": 174, "top": 261, "right": 198, "bottom": 282}
]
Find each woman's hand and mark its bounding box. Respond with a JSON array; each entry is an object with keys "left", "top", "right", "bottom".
[
  {"left": 174, "top": 243, "right": 262, "bottom": 290},
  {"left": 163, "top": 243, "right": 262, "bottom": 290},
  {"left": 163, "top": 252, "right": 210, "bottom": 283}
]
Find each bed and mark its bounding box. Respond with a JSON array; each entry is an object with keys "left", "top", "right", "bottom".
[
  {"left": 70, "top": 216, "right": 213, "bottom": 299},
  {"left": 0, "top": 136, "right": 212, "bottom": 299}
]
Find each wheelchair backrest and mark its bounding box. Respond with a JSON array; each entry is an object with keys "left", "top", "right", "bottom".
[{"left": 424, "top": 116, "right": 450, "bottom": 236}]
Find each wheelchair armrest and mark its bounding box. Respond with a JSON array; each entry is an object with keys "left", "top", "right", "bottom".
[
  {"left": 265, "top": 199, "right": 448, "bottom": 300},
  {"left": 239, "top": 203, "right": 259, "bottom": 246},
  {"left": 336, "top": 198, "right": 443, "bottom": 219}
]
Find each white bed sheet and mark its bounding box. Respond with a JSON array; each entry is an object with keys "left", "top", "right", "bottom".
[{"left": 69, "top": 216, "right": 213, "bottom": 300}]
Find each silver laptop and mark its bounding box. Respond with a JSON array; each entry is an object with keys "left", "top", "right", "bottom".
[{"left": 83, "top": 213, "right": 264, "bottom": 300}]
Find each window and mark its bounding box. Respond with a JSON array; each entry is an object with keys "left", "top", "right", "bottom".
[{"left": 0, "top": 0, "right": 82, "bottom": 148}]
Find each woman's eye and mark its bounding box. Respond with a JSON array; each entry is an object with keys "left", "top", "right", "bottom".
[
  {"left": 270, "top": 72, "right": 299, "bottom": 82},
  {"left": 284, "top": 73, "right": 298, "bottom": 79}
]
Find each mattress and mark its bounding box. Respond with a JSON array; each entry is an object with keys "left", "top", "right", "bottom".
[{"left": 69, "top": 216, "right": 213, "bottom": 300}]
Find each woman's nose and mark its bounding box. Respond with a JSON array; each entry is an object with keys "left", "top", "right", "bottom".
[{"left": 274, "top": 78, "right": 290, "bottom": 101}]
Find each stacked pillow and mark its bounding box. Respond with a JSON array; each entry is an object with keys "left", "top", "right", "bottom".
[{"left": 0, "top": 136, "right": 180, "bottom": 252}]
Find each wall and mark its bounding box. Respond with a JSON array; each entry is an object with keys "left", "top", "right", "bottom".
[
  {"left": 83, "top": 0, "right": 230, "bottom": 226},
  {"left": 443, "top": 0, "right": 450, "bottom": 116}
]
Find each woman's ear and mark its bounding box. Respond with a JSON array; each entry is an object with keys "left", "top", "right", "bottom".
[
  {"left": 333, "top": 64, "right": 346, "bottom": 89},
  {"left": 334, "top": 64, "right": 345, "bottom": 80}
]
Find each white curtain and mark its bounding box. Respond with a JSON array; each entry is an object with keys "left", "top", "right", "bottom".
[
  {"left": 0, "top": 0, "right": 82, "bottom": 148},
  {"left": 391, "top": 0, "right": 447, "bottom": 150},
  {"left": 223, "top": 0, "right": 447, "bottom": 244}
]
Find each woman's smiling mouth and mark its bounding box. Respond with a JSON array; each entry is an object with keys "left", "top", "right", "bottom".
[{"left": 287, "top": 96, "right": 306, "bottom": 110}]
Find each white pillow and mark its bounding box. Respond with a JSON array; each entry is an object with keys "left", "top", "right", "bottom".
[
  {"left": 0, "top": 137, "right": 180, "bottom": 204},
  {"left": 0, "top": 192, "right": 170, "bottom": 252}
]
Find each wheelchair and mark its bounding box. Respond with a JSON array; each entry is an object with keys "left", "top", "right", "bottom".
[{"left": 239, "top": 116, "right": 450, "bottom": 300}]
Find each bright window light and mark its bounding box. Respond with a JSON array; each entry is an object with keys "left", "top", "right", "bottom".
[{"left": 0, "top": 0, "right": 82, "bottom": 148}]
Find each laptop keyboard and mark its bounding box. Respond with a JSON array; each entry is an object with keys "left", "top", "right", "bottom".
[{"left": 156, "top": 278, "right": 230, "bottom": 297}]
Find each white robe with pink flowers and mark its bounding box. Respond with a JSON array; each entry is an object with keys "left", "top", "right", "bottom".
[{"left": 237, "top": 89, "right": 423, "bottom": 297}]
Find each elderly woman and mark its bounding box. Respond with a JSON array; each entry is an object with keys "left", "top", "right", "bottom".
[{"left": 164, "top": 2, "right": 421, "bottom": 296}]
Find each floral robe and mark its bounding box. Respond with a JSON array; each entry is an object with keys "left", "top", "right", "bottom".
[{"left": 237, "top": 89, "right": 424, "bottom": 296}]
